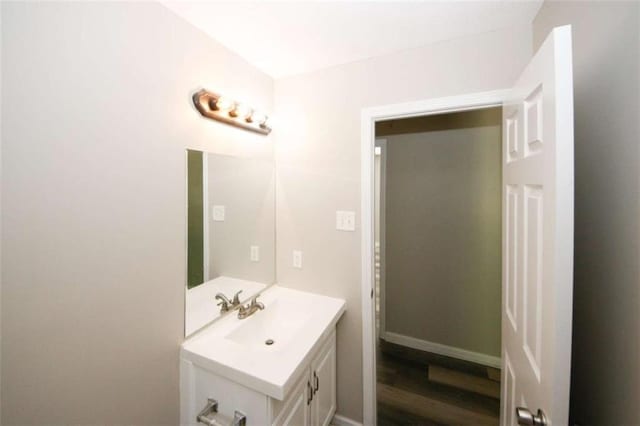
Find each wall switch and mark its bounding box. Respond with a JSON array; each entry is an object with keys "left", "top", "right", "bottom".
[
  {"left": 293, "top": 250, "right": 303, "bottom": 269},
  {"left": 250, "top": 245, "right": 260, "bottom": 262},
  {"left": 212, "top": 205, "right": 225, "bottom": 222},
  {"left": 336, "top": 210, "right": 356, "bottom": 231}
]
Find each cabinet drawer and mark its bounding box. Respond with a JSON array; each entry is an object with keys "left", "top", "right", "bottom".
[{"left": 190, "top": 363, "right": 270, "bottom": 425}]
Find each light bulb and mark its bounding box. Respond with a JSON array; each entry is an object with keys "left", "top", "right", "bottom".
[
  {"left": 249, "top": 111, "right": 266, "bottom": 125},
  {"left": 213, "top": 96, "right": 233, "bottom": 111},
  {"left": 230, "top": 103, "right": 250, "bottom": 118}
]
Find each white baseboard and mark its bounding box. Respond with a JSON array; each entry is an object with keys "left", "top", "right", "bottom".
[
  {"left": 382, "top": 331, "right": 501, "bottom": 369},
  {"left": 332, "top": 414, "right": 363, "bottom": 426}
]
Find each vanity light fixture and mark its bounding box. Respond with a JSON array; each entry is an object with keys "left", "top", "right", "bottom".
[{"left": 192, "top": 89, "right": 272, "bottom": 135}]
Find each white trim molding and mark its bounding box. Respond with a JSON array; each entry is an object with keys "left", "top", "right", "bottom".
[
  {"left": 202, "top": 153, "right": 210, "bottom": 282},
  {"left": 383, "top": 332, "right": 501, "bottom": 369},
  {"left": 332, "top": 414, "right": 364, "bottom": 426},
  {"left": 360, "top": 89, "right": 509, "bottom": 426},
  {"left": 374, "top": 138, "right": 387, "bottom": 341}
]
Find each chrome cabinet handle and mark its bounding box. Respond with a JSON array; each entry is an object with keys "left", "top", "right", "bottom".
[
  {"left": 232, "top": 412, "right": 247, "bottom": 426},
  {"left": 307, "top": 381, "right": 313, "bottom": 405},
  {"left": 196, "top": 398, "right": 219, "bottom": 426},
  {"left": 313, "top": 371, "right": 319, "bottom": 393},
  {"left": 196, "top": 398, "right": 247, "bottom": 426},
  {"left": 516, "top": 407, "right": 548, "bottom": 426}
]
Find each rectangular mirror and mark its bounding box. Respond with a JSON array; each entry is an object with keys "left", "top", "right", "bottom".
[{"left": 185, "top": 149, "right": 275, "bottom": 336}]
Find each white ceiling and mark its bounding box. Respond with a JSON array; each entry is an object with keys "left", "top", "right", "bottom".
[{"left": 162, "top": 1, "right": 543, "bottom": 79}]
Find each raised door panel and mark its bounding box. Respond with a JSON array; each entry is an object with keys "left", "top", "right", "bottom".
[
  {"left": 273, "top": 372, "right": 311, "bottom": 426},
  {"left": 271, "top": 371, "right": 308, "bottom": 422},
  {"left": 278, "top": 392, "right": 308, "bottom": 426},
  {"left": 311, "top": 332, "right": 336, "bottom": 426}
]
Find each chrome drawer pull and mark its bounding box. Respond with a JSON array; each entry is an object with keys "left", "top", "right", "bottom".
[{"left": 197, "top": 398, "right": 247, "bottom": 426}]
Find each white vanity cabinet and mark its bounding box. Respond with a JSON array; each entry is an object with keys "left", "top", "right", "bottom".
[
  {"left": 181, "top": 330, "right": 337, "bottom": 426},
  {"left": 180, "top": 286, "right": 345, "bottom": 426},
  {"left": 272, "top": 332, "right": 336, "bottom": 426}
]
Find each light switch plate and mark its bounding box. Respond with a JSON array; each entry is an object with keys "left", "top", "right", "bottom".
[
  {"left": 212, "top": 205, "right": 225, "bottom": 221},
  {"left": 293, "top": 250, "right": 303, "bottom": 269},
  {"left": 250, "top": 245, "right": 260, "bottom": 262},
  {"left": 336, "top": 210, "right": 356, "bottom": 231}
]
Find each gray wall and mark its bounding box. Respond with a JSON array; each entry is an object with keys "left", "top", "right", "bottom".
[
  {"left": 207, "top": 154, "right": 276, "bottom": 284},
  {"left": 274, "top": 26, "right": 532, "bottom": 421},
  {"left": 0, "top": 2, "right": 273, "bottom": 424},
  {"left": 383, "top": 109, "right": 502, "bottom": 358},
  {"left": 533, "top": 2, "right": 640, "bottom": 424}
]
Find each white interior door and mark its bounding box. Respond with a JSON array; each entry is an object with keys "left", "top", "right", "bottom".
[{"left": 501, "top": 25, "right": 574, "bottom": 426}]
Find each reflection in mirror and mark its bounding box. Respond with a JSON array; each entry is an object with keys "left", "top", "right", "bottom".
[{"left": 186, "top": 149, "right": 275, "bottom": 336}]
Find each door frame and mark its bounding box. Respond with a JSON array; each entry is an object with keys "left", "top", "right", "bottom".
[
  {"left": 374, "top": 138, "right": 387, "bottom": 341},
  {"left": 360, "top": 89, "right": 510, "bottom": 425}
]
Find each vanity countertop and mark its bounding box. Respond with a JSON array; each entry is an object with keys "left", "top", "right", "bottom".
[{"left": 181, "top": 285, "right": 346, "bottom": 400}]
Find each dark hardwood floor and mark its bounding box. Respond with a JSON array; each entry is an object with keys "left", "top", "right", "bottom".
[{"left": 376, "top": 340, "right": 500, "bottom": 426}]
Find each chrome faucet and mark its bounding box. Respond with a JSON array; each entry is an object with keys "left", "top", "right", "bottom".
[
  {"left": 237, "top": 295, "right": 264, "bottom": 319},
  {"left": 215, "top": 290, "right": 242, "bottom": 313}
]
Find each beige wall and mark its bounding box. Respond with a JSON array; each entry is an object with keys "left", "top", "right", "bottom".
[
  {"left": 533, "top": 2, "right": 640, "bottom": 424},
  {"left": 0, "top": 2, "right": 273, "bottom": 424},
  {"left": 383, "top": 108, "right": 502, "bottom": 358},
  {"left": 274, "top": 26, "right": 531, "bottom": 421},
  {"left": 207, "top": 154, "right": 276, "bottom": 284}
]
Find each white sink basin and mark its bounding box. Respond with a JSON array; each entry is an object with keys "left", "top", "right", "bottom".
[
  {"left": 181, "top": 285, "right": 345, "bottom": 400},
  {"left": 225, "top": 299, "right": 312, "bottom": 351}
]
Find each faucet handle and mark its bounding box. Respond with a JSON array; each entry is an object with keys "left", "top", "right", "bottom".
[
  {"left": 232, "top": 290, "right": 243, "bottom": 305},
  {"left": 250, "top": 295, "right": 265, "bottom": 310}
]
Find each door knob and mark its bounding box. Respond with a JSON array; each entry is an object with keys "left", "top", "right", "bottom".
[{"left": 516, "top": 407, "right": 548, "bottom": 426}]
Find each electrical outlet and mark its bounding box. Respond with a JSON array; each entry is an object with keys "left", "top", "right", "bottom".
[
  {"left": 212, "top": 205, "right": 225, "bottom": 221},
  {"left": 293, "top": 250, "right": 303, "bottom": 269},
  {"left": 250, "top": 245, "right": 260, "bottom": 262}
]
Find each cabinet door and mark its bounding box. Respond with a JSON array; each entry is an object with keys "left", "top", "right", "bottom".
[
  {"left": 273, "top": 372, "right": 312, "bottom": 426},
  {"left": 311, "top": 332, "right": 336, "bottom": 426}
]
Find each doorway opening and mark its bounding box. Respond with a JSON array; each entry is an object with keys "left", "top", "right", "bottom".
[
  {"left": 373, "top": 107, "right": 502, "bottom": 425},
  {"left": 360, "top": 90, "right": 510, "bottom": 425}
]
